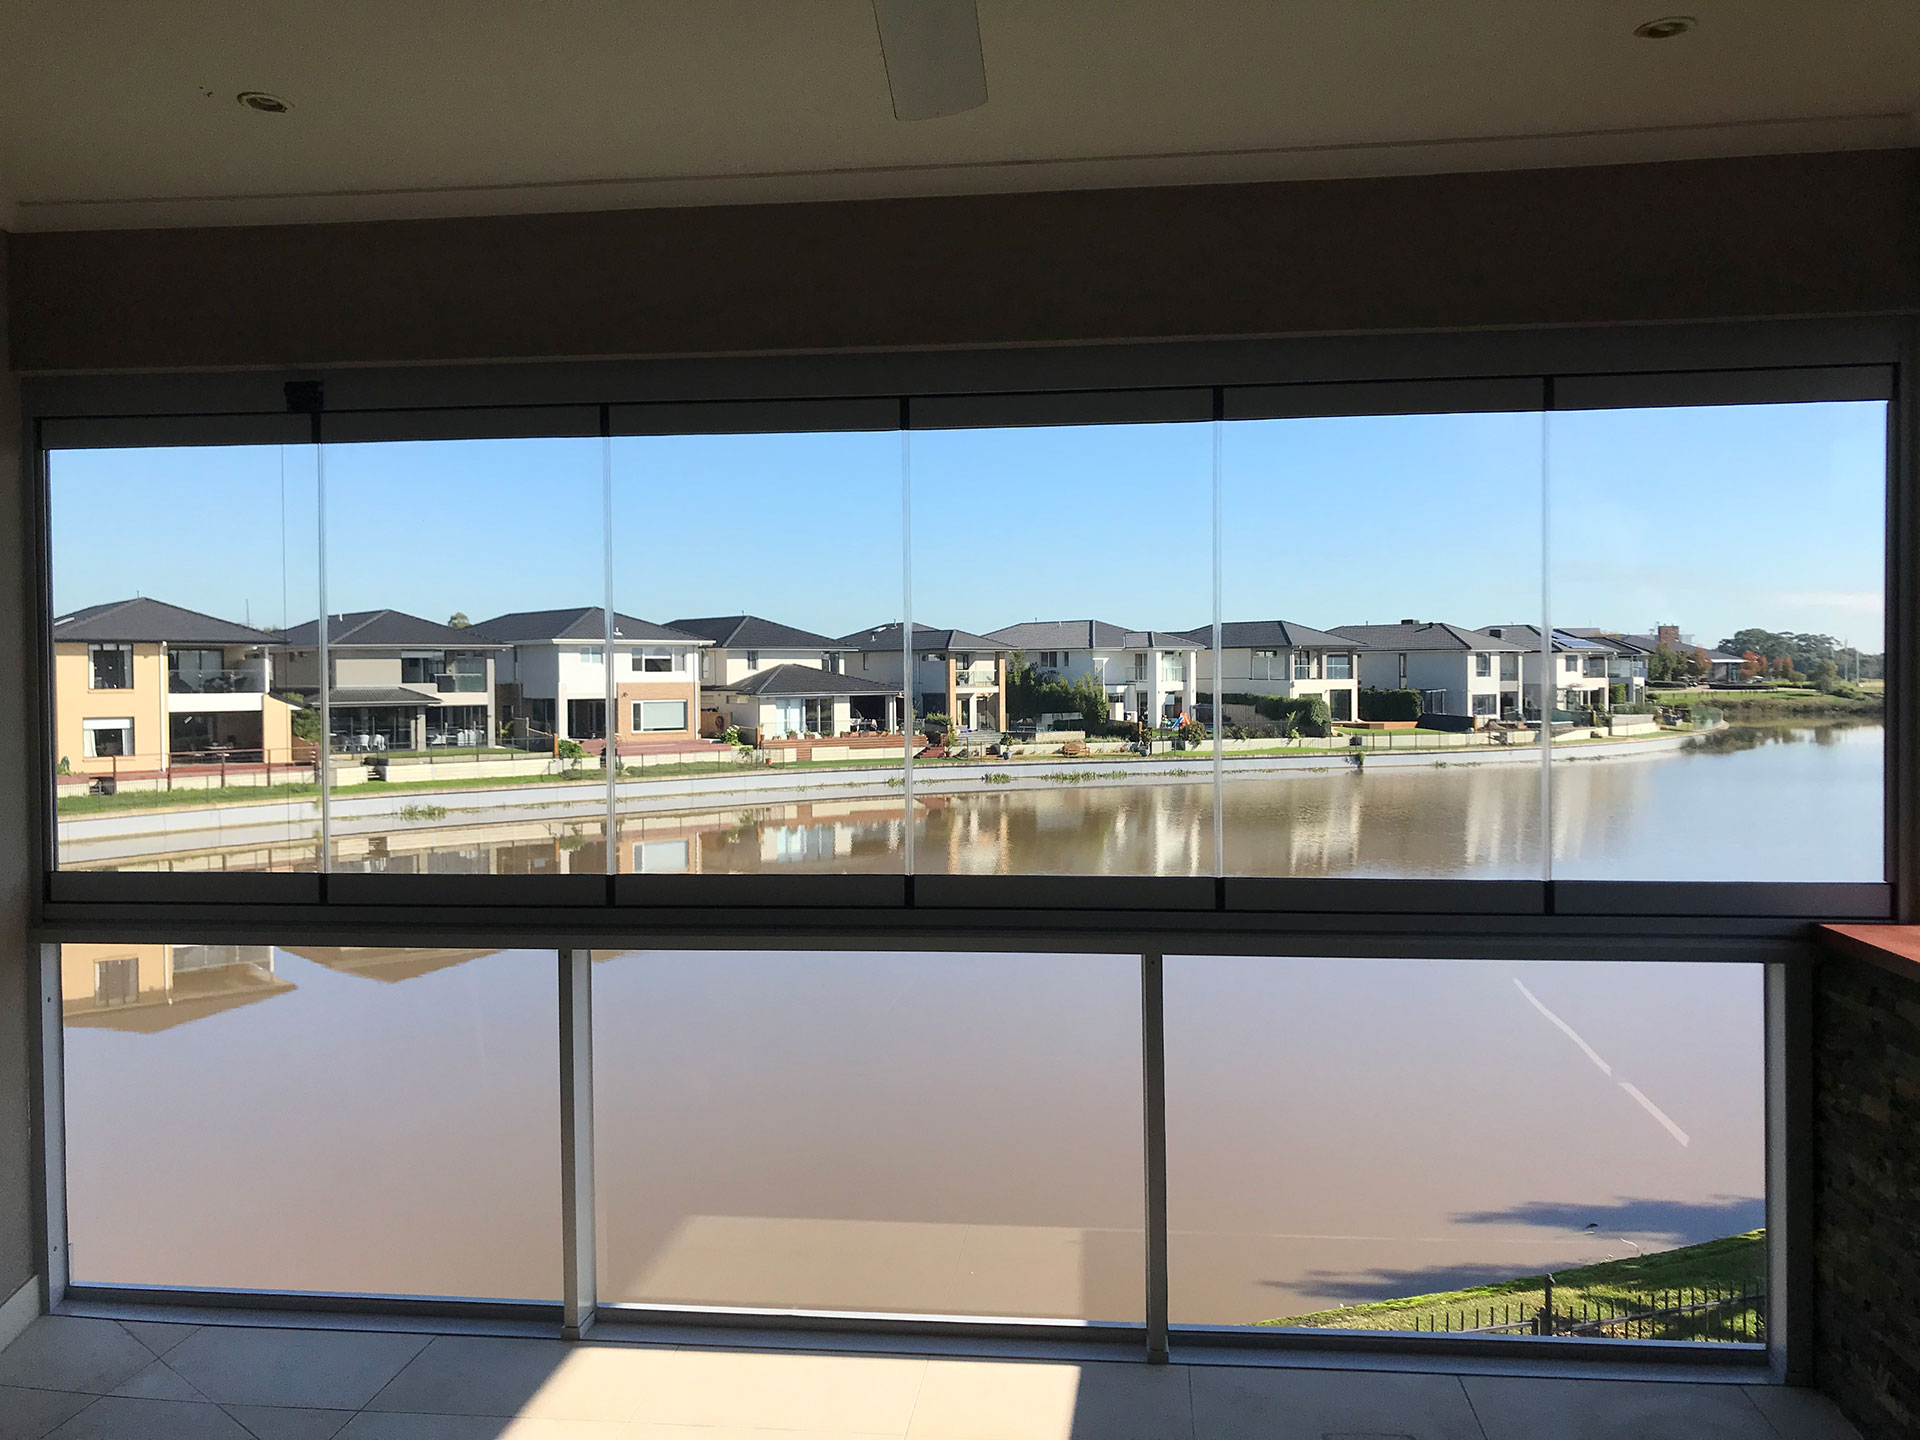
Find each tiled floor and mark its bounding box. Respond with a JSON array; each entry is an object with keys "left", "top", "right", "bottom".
[{"left": 0, "top": 1314, "right": 1864, "bottom": 1440}]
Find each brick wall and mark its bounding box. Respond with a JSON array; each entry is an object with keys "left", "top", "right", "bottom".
[{"left": 1813, "top": 952, "right": 1920, "bottom": 1440}]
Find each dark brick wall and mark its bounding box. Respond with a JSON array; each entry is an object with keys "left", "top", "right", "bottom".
[{"left": 1814, "top": 952, "right": 1920, "bottom": 1440}]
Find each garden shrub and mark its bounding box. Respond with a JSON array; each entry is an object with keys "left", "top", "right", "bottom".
[
  {"left": 1252, "top": 694, "right": 1332, "bottom": 737},
  {"left": 1358, "top": 687, "right": 1422, "bottom": 722}
]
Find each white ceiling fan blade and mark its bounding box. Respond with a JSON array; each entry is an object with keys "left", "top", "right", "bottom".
[{"left": 872, "top": 0, "right": 987, "bottom": 121}]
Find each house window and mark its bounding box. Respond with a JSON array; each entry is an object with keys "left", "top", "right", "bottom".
[
  {"left": 1293, "top": 651, "right": 1313, "bottom": 681},
  {"left": 1160, "top": 653, "right": 1186, "bottom": 684},
  {"left": 93, "top": 956, "right": 139, "bottom": 1007},
  {"left": 745, "top": 650, "right": 759, "bottom": 669},
  {"left": 634, "top": 699, "right": 688, "bottom": 733},
  {"left": 1329, "top": 689, "right": 1354, "bottom": 722},
  {"left": 1473, "top": 694, "right": 1498, "bottom": 717},
  {"left": 400, "top": 652, "right": 443, "bottom": 684},
  {"left": 1039, "top": 651, "right": 1062, "bottom": 669},
  {"left": 1132, "top": 654, "right": 1150, "bottom": 682},
  {"left": 639, "top": 648, "right": 674, "bottom": 673},
  {"left": 89, "top": 644, "right": 132, "bottom": 689},
  {"left": 1500, "top": 654, "right": 1520, "bottom": 681},
  {"left": 1325, "top": 653, "right": 1353, "bottom": 681},
  {"left": 566, "top": 698, "right": 606, "bottom": 739},
  {"left": 82, "top": 717, "right": 135, "bottom": 758},
  {"left": 804, "top": 698, "right": 836, "bottom": 734},
  {"left": 1475, "top": 653, "right": 1492, "bottom": 678},
  {"left": 1397, "top": 654, "right": 1408, "bottom": 685},
  {"left": 577, "top": 647, "right": 603, "bottom": 664}
]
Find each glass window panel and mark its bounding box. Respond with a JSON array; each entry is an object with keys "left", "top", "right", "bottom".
[
  {"left": 593, "top": 949, "right": 1143, "bottom": 1320},
  {"left": 911, "top": 422, "right": 1213, "bottom": 875},
  {"left": 610, "top": 430, "right": 905, "bottom": 877},
  {"left": 50, "top": 445, "right": 321, "bottom": 873},
  {"left": 1166, "top": 955, "right": 1764, "bottom": 1341},
  {"left": 1220, "top": 413, "right": 1545, "bottom": 878},
  {"left": 61, "top": 943, "right": 558, "bottom": 1299},
  {"left": 1547, "top": 401, "right": 1886, "bottom": 881},
  {"left": 319, "top": 436, "right": 603, "bottom": 875}
]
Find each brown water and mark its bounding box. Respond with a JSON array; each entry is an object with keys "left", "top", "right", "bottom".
[{"left": 62, "top": 945, "right": 1763, "bottom": 1327}]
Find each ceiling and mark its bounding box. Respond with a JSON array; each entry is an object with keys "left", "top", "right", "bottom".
[{"left": 1, "top": 0, "right": 1914, "bottom": 232}]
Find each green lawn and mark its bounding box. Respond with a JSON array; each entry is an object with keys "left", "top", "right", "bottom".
[{"left": 1263, "top": 1230, "right": 1765, "bottom": 1341}]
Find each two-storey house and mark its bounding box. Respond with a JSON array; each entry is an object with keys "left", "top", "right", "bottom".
[
  {"left": 986, "top": 620, "right": 1202, "bottom": 726},
  {"left": 1332, "top": 620, "right": 1528, "bottom": 722},
  {"left": 1477, "top": 625, "right": 1618, "bottom": 718},
  {"left": 834, "top": 623, "right": 1013, "bottom": 732},
  {"left": 1181, "top": 620, "right": 1365, "bottom": 722},
  {"left": 53, "top": 597, "right": 296, "bottom": 775},
  {"left": 273, "top": 609, "right": 500, "bottom": 752},
  {"left": 468, "top": 607, "right": 705, "bottom": 749}
]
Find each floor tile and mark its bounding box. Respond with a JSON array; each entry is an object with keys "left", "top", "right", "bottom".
[
  {"left": 340, "top": 1417, "right": 629, "bottom": 1439},
  {"left": 621, "top": 1428, "right": 908, "bottom": 1440},
  {"left": 909, "top": 1357, "right": 1192, "bottom": 1440},
  {"left": 1741, "top": 1385, "right": 1862, "bottom": 1440},
  {"left": 366, "top": 1337, "right": 663, "bottom": 1422},
  {"left": 1464, "top": 1375, "right": 1770, "bottom": 1440},
  {"left": 221, "top": 1406, "right": 357, "bottom": 1440},
  {"left": 45, "top": 1395, "right": 255, "bottom": 1440},
  {"left": 630, "top": 1348, "right": 926, "bottom": 1433},
  {"left": 0, "top": 1318, "right": 158, "bottom": 1396},
  {"left": 164, "top": 1326, "right": 433, "bottom": 1411},
  {"left": 0, "top": 1386, "right": 94, "bottom": 1440},
  {"left": 114, "top": 1322, "right": 198, "bottom": 1360},
  {"left": 106, "top": 1359, "right": 207, "bottom": 1402},
  {"left": 1192, "top": 1365, "right": 1483, "bottom": 1440}
]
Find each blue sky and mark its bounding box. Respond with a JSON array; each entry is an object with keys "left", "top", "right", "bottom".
[{"left": 49, "top": 400, "right": 1887, "bottom": 650}]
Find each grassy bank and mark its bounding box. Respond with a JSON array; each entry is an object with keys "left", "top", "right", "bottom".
[
  {"left": 1654, "top": 687, "right": 1882, "bottom": 719},
  {"left": 1262, "top": 1230, "right": 1764, "bottom": 1340}
]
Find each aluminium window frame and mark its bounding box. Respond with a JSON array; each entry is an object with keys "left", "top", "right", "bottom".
[{"left": 20, "top": 317, "right": 1915, "bottom": 1377}]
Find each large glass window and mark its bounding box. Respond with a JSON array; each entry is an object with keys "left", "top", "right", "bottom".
[
  {"left": 1546, "top": 401, "right": 1886, "bottom": 882},
  {"left": 592, "top": 949, "right": 1143, "bottom": 1320},
  {"left": 61, "top": 943, "right": 559, "bottom": 1300},
  {"left": 1166, "top": 954, "right": 1764, "bottom": 1341},
  {"left": 610, "top": 424, "right": 905, "bottom": 879},
  {"left": 50, "top": 443, "right": 322, "bottom": 874},
  {"left": 1220, "top": 409, "right": 1545, "bottom": 880},
  {"left": 912, "top": 420, "right": 1214, "bottom": 877}
]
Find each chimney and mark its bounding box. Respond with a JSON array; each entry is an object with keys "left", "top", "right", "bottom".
[
  {"left": 1656, "top": 624, "right": 1680, "bottom": 645},
  {"left": 1400, "top": 618, "right": 1418, "bottom": 626}
]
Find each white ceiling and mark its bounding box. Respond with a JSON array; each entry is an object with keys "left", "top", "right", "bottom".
[{"left": 1, "top": 0, "right": 1915, "bottom": 232}]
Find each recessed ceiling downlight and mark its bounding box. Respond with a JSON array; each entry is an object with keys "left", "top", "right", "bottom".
[
  {"left": 236, "top": 91, "right": 290, "bottom": 114},
  {"left": 1634, "top": 16, "right": 1697, "bottom": 39}
]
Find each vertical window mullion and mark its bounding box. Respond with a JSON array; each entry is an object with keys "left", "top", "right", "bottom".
[
  {"left": 1141, "top": 949, "right": 1169, "bottom": 1362},
  {"left": 559, "top": 946, "right": 596, "bottom": 1339}
]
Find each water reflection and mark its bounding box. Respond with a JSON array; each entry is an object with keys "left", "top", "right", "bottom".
[
  {"left": 65, "top": 722, "right": 1883, "bottom": 883},
  {"left": 61, "top": 943, "right": 291, "bottom": 1032}
]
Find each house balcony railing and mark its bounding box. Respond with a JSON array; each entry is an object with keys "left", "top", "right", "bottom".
[
  {"left": 435, "top": 672, "right": 488, "bottom": 693},
  {"left": 168, "top": 669, "right": 266, "bottom": 694},
  {"left": 955, "top": 663, "right": 998, "bottom": 686}
]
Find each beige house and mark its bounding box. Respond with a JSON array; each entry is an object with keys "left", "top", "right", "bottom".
[
  {"left": 52, "top": 597, "right": 296, "bottom": 777},
  {"left": 61, "top": 942, "right": 292, "bottom": 1031},
  {"left": 272, "top": 609, "right": 501, "bottom": 752}
]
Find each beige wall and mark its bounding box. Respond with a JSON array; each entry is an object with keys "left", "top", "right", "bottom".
[
  {"left": 59, "top": 943, "right": 169, "bottom": 1017},
  {"left": 616, "top": 680, "right": 700, "bottom": 742},
  {"left": 7, "top": 151, "right": 1916, "bottom": 372},
  {"left": 52, "top": 641, "right": 167, "bottom": 775}
]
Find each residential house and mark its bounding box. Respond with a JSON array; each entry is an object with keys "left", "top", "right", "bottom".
[
  {"left": 709, "top": 664, "right": 905, "bottom": 741},
  {"left": 1331, "top": 621, "right": 1528, "bottom": 722},
  {"left": 1561, "top": 628, "right": 1652, "bottom": 702},
  {"left": 1610, "top": 625, "right": 1745, "bottom": 684},
  {"left": 52, "top": 597, "right": 296, "bottom": 775},
  {"left": 60, "top": 942, "right": 291, "bottom": 1032},
  {"left": 987, "top": 620, "right": 1203, "bottom": 726},
  {"left": 274, "top": 610, "right": 501, "bottom": 752},
  {"left": 667, "top": 614, "right": 849, "bottom": 687},
  {"left": 835, "top": 623, "right": 1014, "bottom": 732},
  {"left": 1180, "top": 620, "right": 1365, "bottom": 722},
  {"left": 1476, "top": 625, "right": 1618, "bottom": 717},
  {"left": 468, "top": 607, "right": 705, "bottom": 747}
]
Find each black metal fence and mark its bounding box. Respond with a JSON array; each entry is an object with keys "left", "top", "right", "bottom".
[{"left": 1386, "top": 1276, "right": 1765, "bottom": 1342}]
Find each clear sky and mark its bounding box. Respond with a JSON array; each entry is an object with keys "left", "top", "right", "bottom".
[{"left": 49, "top": 400, "right": 1887, "bottom": 651}]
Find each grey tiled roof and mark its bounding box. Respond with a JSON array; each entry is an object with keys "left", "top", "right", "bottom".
[
  {"left": 467, "top": 607, "right": 701, "bottom": 644},
  {"left": 667, "top": 614, "right": 842, "bottom": 650},
  {"left": 835, "top": 622, "right": 1014, "bottom": 653},
  {"left": 1330, "top": 621, "right": 1527, "bottom": 652},
  {"left": 989, "top": 619, "right": 1199, "bottom": 651},
  {"left": 1476, "top": 624, "right": 1619, "bottom": 654},
  {"left": 718, "top": 664, "right": 900, "bottom": 698},
  {"left": 54, "top": 597, "right": 275, "bottom": 646},
  {"left": 275, "top": 610, "right": 496, "bottom": 648},
  {"left": 1177, "top": 620, "right": 1361, "bottom": 651},
  {"left": 327, "top": 686, "right": 454, "bottom": 707}
]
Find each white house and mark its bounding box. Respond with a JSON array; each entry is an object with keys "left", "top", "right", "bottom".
[
  {"left": 1331, "top": 621, "right": 1528, "bottom": 722},
  {"left": 1181, "top": 620, "right": 1365, "bottom": 722},
  {"left": 1562, "top": 629, "right": 1651, "bottom": 702},
  {"left": 709, "top": 664, "right": 904, "bottom": 741},
  {"left": 985, "top": 619, "right": 1201, "bottom": 725},
  {"left": 468, "top": 606, "right": 706, "bottom": 747},
  {"left": 1476, "top": 625, "right": 1617, "bottom": 717},
  {"left": 835, "top": 623, "right": 1014, "bottom": 732},
  {"left": 668, "top": 614, "right": 848, "bottom": 688}
]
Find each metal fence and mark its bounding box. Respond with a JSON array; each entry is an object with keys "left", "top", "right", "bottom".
[{"left": 1365, "top": 1276, "right": 1765, "bottom": 1342}]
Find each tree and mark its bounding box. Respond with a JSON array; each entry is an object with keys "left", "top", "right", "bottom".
[
  {"left": 281, "top": 694, "right": 321, "bottom": 743},
  {"left": 1684, "top": 647, "right": 1712, "bottom": 682},
  {"left": 1810, "top": 658, "right": 1842, "bottom": 692},
  {"left": 1648, "top": 642, "right": 1685, "bottom": 683},
  {"left": 1739, "top": 650, "right": 1765, "bottom": 681},
  {"left": 448, "top": 611, "right": 472, "bottom": 628}
]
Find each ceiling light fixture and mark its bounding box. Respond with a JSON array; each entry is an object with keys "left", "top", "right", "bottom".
[
  {"left": 1634, "top": 16, "right": 1697, "bottom": 39},
  {"left": 236, "top": 91, "right": 291, "bottom": 114}
]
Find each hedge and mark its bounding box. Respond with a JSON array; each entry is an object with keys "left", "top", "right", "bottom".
[
  {"left": 1359, "top": 687, "right": 1422, "bottom": 722},
  {"left": 1253, "top": 694, "right": 1332, "bottom": 737}
]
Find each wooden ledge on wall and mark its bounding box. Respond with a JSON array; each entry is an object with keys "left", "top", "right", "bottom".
[{"left": 1819, "top": 924, "right": 1920, "bottom": 985}]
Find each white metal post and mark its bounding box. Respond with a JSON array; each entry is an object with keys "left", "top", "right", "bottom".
[
  {"left": 559, "top": 947, "right": 597, "bottom": 1339},
  {"left": 38, "top": 943, "right": 68, "bottom": 1309}
]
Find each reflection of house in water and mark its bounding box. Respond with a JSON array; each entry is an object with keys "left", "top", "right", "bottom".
[
  {"left": 62, "top": 942, "right": 292, "bottom": 1031},
  {"left": 282, "top": 947, "right": 497, "bottom": 983}
]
